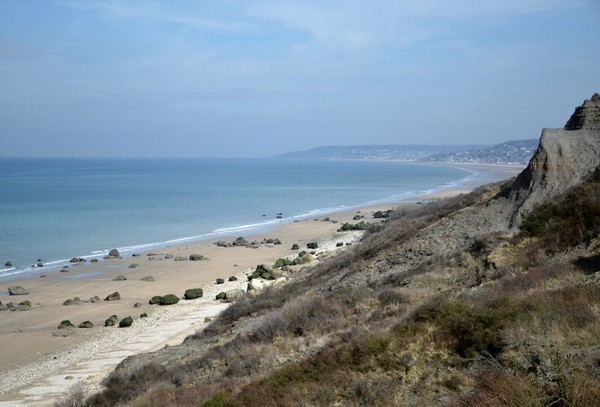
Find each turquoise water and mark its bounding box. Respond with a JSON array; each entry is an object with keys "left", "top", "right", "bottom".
[{"left": 0, "top": 157, "right": 472, "bottom": 278}]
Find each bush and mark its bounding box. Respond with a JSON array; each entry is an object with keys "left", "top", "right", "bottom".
[
  {"left": 338, "top": 222, "right": 366, "bottom": 232},
  {"left": 53, "top": 381, "right": 86, "bottom": 407},
  {"left": 377, "top": 289, "right": 407, "bottom": 306}
]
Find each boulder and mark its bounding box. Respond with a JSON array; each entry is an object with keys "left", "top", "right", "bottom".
[
  {"left": 247, "top": 279, "right": 268, "bottom": 292},
  {"left": 10, "top": 300, "right": 32, "bottom": 311},
  {"left": 132, "top": 253, "right": 141, "bottom": 257},
  {"left": 58, "top": 320, "right": 75, "bottom": 329},
  {"left": 233, "top": 237, "right": 248, "bottom": 247},
  {"left": 63, "top": 297, "right": 81, "bottom": 306},
  {"left": 133, "top": 302, "right": 142, "bottom": 308},
  {"left": 189, "top": 254, "right": 204, "bottom": 261},
  {"left": 78, "top": 321, "right": 94, "bottom": 329},
  {"left": 90, "top": 296, "right": 101, "bottom": 303},
  {"left": 224, "top": 289, "right": 245, "bottom": 302},
  {"left": 228, "top": 276, "right": 238, "bottom": 282},
  {"left": 60, "top": 266, "right": 69, "bottom": 272},
  {"left": 140, "top": 312, "right": 148, "bottom": 318},
  {"left": 184, "top": 288, "right": 203, "bottom": 300},
  {"left": 5, "top": 261, "right": 13, "bottom": 268},
  {"left": 91, "top": 259, "right": 99, "bottom": 263},
  {"left": 249, "top": 264, "right": 275, "bottom": 280},
  {"left": 164, "top": 254, "right": 173, "bottom": 259},
  {"left": 216, "top": 278, "right": 225, "bottom": 284},
  {"left": 174, "top": 256, "right": 187, "bottom": 261},
  {"left": 104, "top": 292, "right": 121, "bottom": 301},
  {"left": 307, "top": 242, "right": 319, "bottom": 249},
  {"left": 37, "top": 262, "right": 44, "bottom": 267},
  {"left": 336, "top": 242, "right": 344, "bottom": 247},
  {"left": 159, "top": 294, "right": 180, "bottom": 305},
  {"left": 119, "top": 316, "right": 133, "bottom": 328},
  {"left": 113, "top": 275, "right": 127, "bottom": 281},
  {"left": 295, "top": 254, "right": 316, "bottom": 265},
  {"left": 140, "top": 276, "right": 155, "bottom": 282},
  {"left": 69, "top": 257, "right": 83, "bottom": 263},
  {"left": 215, "top": 292, "right": 226, "bottom": 300},
  {"left": 149, "top": 296, "right": 162, "bottom": 305},
  {"left": 8, "top": 286, "right": 28, "bottom": 295},
  {"left": 216, "top": 240, "right": 231, "bottom": 248},
  {"left": 128, "top": 264, "right": 138, "bottom": 269},
  {"left": 105, "top": 315, "right": 119, "bottom": 327},
  {"left": 108, "top": 248, "right": 120, "bottom": 257},
  {"left": 291, "top": 244, "right": 299, "bottom": 250}
]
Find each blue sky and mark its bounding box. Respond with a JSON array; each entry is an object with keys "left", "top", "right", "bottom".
[{"left": 1, "top": 1, "right": 599, "bottom": 157}]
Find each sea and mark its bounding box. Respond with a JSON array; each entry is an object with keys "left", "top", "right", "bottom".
[{"left": 0, "top": 157, "right": 481, "bottom": 280}]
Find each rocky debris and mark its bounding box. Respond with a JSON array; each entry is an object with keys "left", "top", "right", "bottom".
[
  {"left": 104, "top": 292, "right": 121, "bottom": 301},
  {"left": 6, "top": 300, "right": 32, "bottom": 311},
  {"left": 105, "top": 315, "right": 119, "bottom": 327},
  {"left": 90, "top": 296, "right": 101, "bottom": 303},
  {"left": 58, "top": 320, "right": 75, "bottom": 330},
  {"left": 108, "top": 248, "right": 120, "bottom": 258},
  {"left": 8, "top": 286, "right": 28, "bottom": 295},
  {"left": 159, "top": 294, "right": 180, "bottom": 305},
  {"left": 63, "top": 297, "right": 81, "bottom": 306},
  {"left": 119, "top": 316, "right": 133, "bottom": 328},
  {"left": 189, "top": 254, "right": 205, "bottom": 261},
  {"left": 140, "top": 276, "right": 155, "bottom": 282},
  {"left": 184, "top": 288, "right": 203, "bottom": 300},
  {"left": 78, "top": 321, "right": 94, "bottom": 329},
  {"left": 113, "top": 275, "right": 127, "bottom": 281}
]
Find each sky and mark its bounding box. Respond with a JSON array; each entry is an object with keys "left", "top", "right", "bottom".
[{"left": 1, "top": 1, "right": 599, "bottom": 157}]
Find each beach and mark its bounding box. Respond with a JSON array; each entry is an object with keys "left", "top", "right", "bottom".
[{"left": 0, "top": 163, "right": 523, "bottom": 406}]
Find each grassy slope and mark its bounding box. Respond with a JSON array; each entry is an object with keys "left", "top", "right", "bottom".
[{"left": 70, "top": 174, "right": 600, "bottom": 407}]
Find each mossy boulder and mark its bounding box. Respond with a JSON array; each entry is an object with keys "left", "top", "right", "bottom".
[
  {"left": 249, "top": 264, "right": 275, "bottom": 280},
  {"left": 159, "top": 294, "right": 180, "bottom": 305},
  {"left": 215, "top": 292, "right": 226, "bottom": 300},
  {"left": 189, "top": 254, "right": 205, "bottom": 261},
  {"left": 307, "top": 242, "right": 319, "bottom": 249},
  {"left": 105, "top": 315, "right": 119, "bottom": 327},
  {"left": 149, "top": 296, "right": 162, "bottom": 305},
  {"left": 104, "top": 292, "right": 121, "bottom": 301},
  {"left": 58, "top": 320, "right": 75, "bottom": 329},
  {"left": 119, "top": 316, "right": 133, "bottom": 328},
  {"left": 78, "top": 321, "right": 94, "bottom": 328},
  {"left": 228, "top": 276, "right": 238, "bottom": 282},
  {"left": 184, "top": 288, "right": 203, "bottom": 300},
  {"left": 291, "top": 244, "right": 299, "bottom": 250},
  {"left": 216, "top": 278, "right": 225, "bottom": 284},
  {"left": 273, "top": 258, "right": 294, "bottom": 268}
]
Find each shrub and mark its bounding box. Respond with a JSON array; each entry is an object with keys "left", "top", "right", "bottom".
[
  {"left": 200, "top": 391, "right": 230, "bottom": 407},
  {"left": 338, "top": 222, "right": 367, "bottom": 232},
  {"left": 53, "top": 381, "right": 86, "bottom": 407},
  {"left": 377, "top": 289, "right": 407, "bottom": 306}
]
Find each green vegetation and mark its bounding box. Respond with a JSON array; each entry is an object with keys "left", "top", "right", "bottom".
[{"left": 337, "top": 221, "right": 367, "bottom": 231}]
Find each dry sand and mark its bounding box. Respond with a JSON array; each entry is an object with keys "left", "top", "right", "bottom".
[{"left": 0, "top": 163, "right": 523, "bottom": 406}]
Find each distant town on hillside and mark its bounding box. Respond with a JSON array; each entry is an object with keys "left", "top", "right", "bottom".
[{"left": 274, "top": 139, "right": 538, "bottom": 165}]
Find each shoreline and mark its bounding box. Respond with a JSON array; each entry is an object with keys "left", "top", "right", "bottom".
[
  {"left": 0, "top": 163, "right": 524, "bottom": 405},
  {"left": 0, "top": 162, "right": 523, "bottom": 281}
]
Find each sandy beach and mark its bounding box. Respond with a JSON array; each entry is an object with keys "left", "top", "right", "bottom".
[{"left": 0, "top": 163, "right": 523, "bottom": 406}]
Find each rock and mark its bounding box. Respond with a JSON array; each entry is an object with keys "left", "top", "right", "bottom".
[
  {"left": 140, "top": 312, "right": 148, "bottom": 318},
  {"left": 224, "top": 289, "right": 245, "bottom": 302},
  {"left": 184, "top": 288, "right": 203, "bottom": 300},
  {"left": 6, "top": 302, "right": 17, "bottom": 311},
  {"left": 69, "top": 257, "right": 83, "bottom": 263},
  {"left": 63, "top": 297, "right": 81, "bottom": 306},
  {"left": 216, "top": 278, "right": 225, "bottom": 284},
  {"left": 216, "top": 240, "right": 231, "bottom": 248},
  {"left": 104, "top": 292, "right": 121, "bottom": 301},
  {"left": 13, "top": 300, "right": 32, "bottom": 311},
  {"left": 91, "top": 259, "right": 99, "bottom": 263},
  {"left": 37, "top": 262, "right": 44, "bottom": 267},
  {"left": 164, "top": 254, "right": 173, "bottom": 259},
  {"left": 133, "top": 302, "right": 142, "bottom": 308},
  {"left": 228, "top": 276, "right": 238, "bottom": 282},
  {"left": 249, "top": 264, "right": 275, "bottom": 280},
  {"left": 90, "top": 296, "right": 101, "bottom": 303},
  {"left": 105, "top": 315, "right": 119, "bottom": 327},
  {"left": 149, "top": 296, "right": 162, "bottom": 305},
  {"left": 119, "top": 316, "right": 133, "bottom": 328},
  {"left": 52, "top": 331, "right": 74, "bottom": 337},
  {"left": 273, "top": 258, "right": 294, "bottom": 268},
  {"left": 8, "top": 286, "right": 28, "bottom": 295},
  {"left": 78, "top": 321, "right": 94, "bottom": 329},
  {"left": 140, "top": 276, "right": 155, "bottom": 282},
  {"left": 233, "top": 237, "right": 248, "bottom": 247},
  {"left": 60, "top": 266, "right": 69, "bottom": 272},
  {"left": 215, "top": 292, "right": 226, "bottom": 300},
  {"left": 336, "top": 242, "right": 344, "bottom": 247},
  {"left": 40, "top": 274, "right": 47, "bottom": 278},
  {"left": 291, "top": 244, "right": 299, "bottom": 250},
  {"left": 159, "top": 294, "right": 180, "bottom": 305},
  {"left": 247, "top": 278, "right": 269, "bottom": 292},
  {"left": 174, "top": 256, "right": 187, "bottom": 261},
  {"left": 132, "top": 253, "right": 141, "bottom": 257},
  {"left": 128, "top": 263, "right": 138, "bottom": 269},
  {"left": 506, "top": 93, "right": 600, "bottom": 226},
  {"left": 108, "top": 248, "right": 120, "bottom": 257},
  {"left": 307, "top": 242, "right": 319, "bottom": 249},
  {"left": 58, "top": 320, "right": 75, "bottom": 329},
  {"left": 295, "top": 254, "right": 316, "bottom": 264},
  {"left": 113, "top": 275, "right": 127, "bottom": 281},
  {"left": 189, "top": 254, "right": 204, "bottom": 261},
  {"left": 5, "top": 261, "right": 12, "bottom": 268}
]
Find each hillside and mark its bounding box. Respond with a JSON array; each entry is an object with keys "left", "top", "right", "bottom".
[
  {"left": 273, "top": 140, "right": 537, "bottom": 165},
  {"left": 61, "top": 94, "right": 600, "bottom": 406}
]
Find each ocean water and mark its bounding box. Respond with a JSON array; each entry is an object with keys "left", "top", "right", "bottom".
[{"left": 0, "top": 157, "right": 473, "bottom": 279}]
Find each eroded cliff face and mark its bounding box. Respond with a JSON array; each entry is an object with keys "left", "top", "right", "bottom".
[{"left": 506, "top": 93, "right": 600, "bottom": 227}]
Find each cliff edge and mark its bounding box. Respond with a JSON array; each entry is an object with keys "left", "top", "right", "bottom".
[{"left": 506, "top": 93, "right": 600, "bottom": 226}]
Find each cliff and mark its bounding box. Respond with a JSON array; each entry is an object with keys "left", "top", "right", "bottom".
[{"left": 506, "top": 93, "right": 600, "bottom": 226}]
